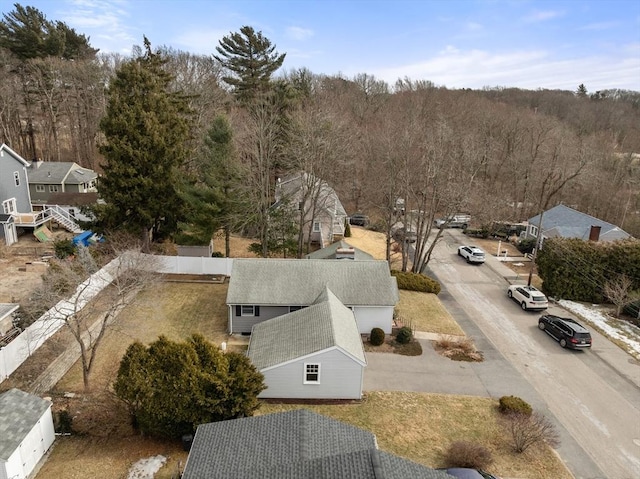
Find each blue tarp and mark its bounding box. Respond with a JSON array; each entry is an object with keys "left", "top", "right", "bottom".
[{"left": 72, "top": 231, "right": 94, "bottom": 247}]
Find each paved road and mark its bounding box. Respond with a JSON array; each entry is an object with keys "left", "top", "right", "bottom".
[{"left": 365, "top": 229, "right": 640, "bottom": 478}]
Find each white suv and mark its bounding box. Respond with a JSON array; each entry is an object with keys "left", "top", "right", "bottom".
[
  {"left": 507, "top": 285, "right": 548, "bottom": 311},
  {"left": 458, "top": 245, "right": 485, "bottom": 264}
]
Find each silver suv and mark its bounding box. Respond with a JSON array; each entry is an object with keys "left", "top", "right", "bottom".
[{"left": 507, "top": 285, "right": 548, "bottom": 311}]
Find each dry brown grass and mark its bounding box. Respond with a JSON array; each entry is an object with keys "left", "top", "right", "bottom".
[
  {"left": 345, "top": 226, "right": 404, "bottom": 269},
  {"left": 435, "top": 335, "right": 484, "bottom": 362},
  {"left": 259, "top": 392, "right": 572, "bottom": 479},
  {"left": 396, "top": 290, "right": 464, "bottom": 335}
]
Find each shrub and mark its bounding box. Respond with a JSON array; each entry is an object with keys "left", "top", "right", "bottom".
[
  {"left": 55, "top": 410, "right": 73, "bottom": 434},
  {"left": 444, "top": 441, "right": 493, "bottom": 469},
  {"left": 502, "top": 411, "right": 560, "bottom": 453},
  {"left": 395, "top": 326, "right": 413, "bottom": 344},
  {"left": 54, "top": 239, "right": 76, "bottom": 259},
  {"left": 516, "top": 237, "right": 536, "bottom": 254},
  {"left": 211, "top": 251, "right": 224, "bottom": 258},
  {"left": 391, "top": 271, "right": 441, "bottom": 294},
  {"left": 370, "top": 327, "right": 385, "bottom": 346},
  {"left": 344, "top": 219, "right": 352, "bottom": 238},
  {"left": 499, "top": 395, "right": 532, "bottom": 416}
]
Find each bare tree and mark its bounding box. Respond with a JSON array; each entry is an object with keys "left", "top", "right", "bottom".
[
  {"left": 502, "top": 411, "right": 560, "bottom": 453},
  {"left": 24, "top": 244, "right": 159, "bottom": 391},
  {"left": 604, "top": 274, "right": 640, "bottom": 318}
]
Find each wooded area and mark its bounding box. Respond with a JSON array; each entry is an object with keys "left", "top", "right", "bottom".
[{"left": 2, "top": 4, "right": 639, "bottom": 251}]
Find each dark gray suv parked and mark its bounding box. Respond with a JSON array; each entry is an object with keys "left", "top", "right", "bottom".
[
  {"left": 349, "top": 213, "right": 369, "bottom": 226},
  {"left": 538, "top": 314, "right": 592, "bottom": 349}
]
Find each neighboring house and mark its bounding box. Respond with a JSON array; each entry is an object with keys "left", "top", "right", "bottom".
[
  {"left": 526, "top": 204, "right": 632, "bottom": 243},
  {"left": 247, "top": 287, "right": 367, "bottom": 400},
  {"left": 27, "top": 159, "right": 97, "bottom": 205},
  {"left": 275, "top": 172, "right": 347, "bottom": 248},
  {"left": 181, "top": 409, "right": 452, "bottom": 479},
  {"left": 46, "top": 192, "right": 99, "bottom": 224},
  {"left": 305, "top": 240, "right": 374, "bottom": 261},
  {"left": 0, "top": 388, "right": 55, "bottom": 479},
  {"left": 226, "top": 259, "right": 399, "bottom": 334},
  {"left": 0, "top": 144, "right": 33, "bottom": 246}
]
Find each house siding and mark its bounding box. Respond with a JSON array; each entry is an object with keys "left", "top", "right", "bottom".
[
  {"left": 259, "top": 348, "right": 364, "bottom": 399},
  {"left": 353, "top": 306, "right": 394, "bottom": 334},
  {"left": 0, "top": 149, "right": 31, "bottom": 214},
  {"left": 231, "top": 305, "right": 393, "bottom": 334}
]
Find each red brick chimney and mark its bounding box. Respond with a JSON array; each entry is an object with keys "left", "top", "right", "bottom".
[{"left": 589, "top": 225, "right": 601, "bottom": 241}]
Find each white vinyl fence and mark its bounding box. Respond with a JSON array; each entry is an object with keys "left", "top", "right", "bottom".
[{"left": 0, "top": 254, "right": 234, "bottom": 383}]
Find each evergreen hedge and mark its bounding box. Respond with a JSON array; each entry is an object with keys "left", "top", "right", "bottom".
[
  {"left": 391, "top": 270, "right": 441, "bottom": 294},
  {"left": 537, "top": 238, "right": 640, "bottom": 303}
]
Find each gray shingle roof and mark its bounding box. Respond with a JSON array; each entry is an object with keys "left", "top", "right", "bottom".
[
  {"left": 182, "top": 409, "right": 452, "bottom": 479},
  {"left": 227, "top": 259, "right": 398, "bottom": 306},
  {"left": 529, "top": 204, "right": 631, "bottom": 241},
  {"left": 28, "top": 162, "right": 97, "bottom": 185},
  {"left": 247, "top": 287, "right": 366, "bottom": 370},
  {"left": 305, "top": 240, "right": 375, "bottom": 261},
  {"left": 0, "top": 389, "right": 51, "bottom": 461}
]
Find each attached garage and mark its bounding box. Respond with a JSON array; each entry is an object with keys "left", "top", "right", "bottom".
[{"left": 0, "top": 389, "right": 55, "bottom": 479}]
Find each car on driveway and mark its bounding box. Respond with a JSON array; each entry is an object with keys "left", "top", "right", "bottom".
[
  {"left": 392, "top": 226, "right": 417, "bottom": 243},
  {"left": 538, "top": 314, "right": 592, "bottom": 349},
  {"left": 349, "top": 213, "right": 369, "bottom": 227},
  {"left": 458, "top": 245, "right": 485, "bottom": 264},
  {"left": 438, "top": 468, "right": 500, "bottom": 479},
  {"left": 507, "top": 284, "right": 548, "bottom": 311}
]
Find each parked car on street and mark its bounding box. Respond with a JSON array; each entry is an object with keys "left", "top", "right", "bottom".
[
  {"left": 392, "top": 226, "right": 417, "bottom": 243},
  {"left": 538, "top": 314, "right": 592, "bottom": 349},
  {"left": 438, "top": 468, "right": 500, "bottom": 479},
  {"left": 434, "top": 214, "right": 471, "bottom": 229},
  {"left": 457, "top": 245, "right": 486, "bottom": 264},
  {"left": 507, "top": 284, "right": 548, "bottom": 311},
  {"left": 349, "top": 213, "right": 369, "bottom": 227}
]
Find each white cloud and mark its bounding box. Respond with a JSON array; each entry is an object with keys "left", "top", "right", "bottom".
[
  {"left": 523, "top": 9, "right": 565, "bottom": 23},
  {"left": 286, "top": 26, "right": 314, "bottom": 41},
  {"left": 579, "top": 21, "right": 619, "bottom": 31},
  {"left": 174, "top": 29, "right": 228, "bottom": 55},
  {"left": 368, "top": 46, "right": 640, "bottom": 91}
]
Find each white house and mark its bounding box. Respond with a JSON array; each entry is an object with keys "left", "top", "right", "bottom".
[
  {"left": 247, "top": 287, "right": 366, "bottom": 400},
  {"left": 0, "top": 388, "right": 55, "bottom": 479}
]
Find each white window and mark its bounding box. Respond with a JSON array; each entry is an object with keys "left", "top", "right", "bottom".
[
  {"left": 529, "top": 225, "right": 538, "bottom": 237},
  {"left": 241, "top": 305, "right": 255, "bottom": 316},
  {"left": 49, "top": 185, "right": 59, "bottom": 193},
  {"left": 2, "top": 198, "right": 17, "bottom": 214},
  {"left": 36, "top": 185, "right": 45, "bottom": 192},
  {"left": 313, "top": 221, "right": 321, "bottom": 232},
  {"left": 304, "top": 363, "right": 320, "bottom": 384},
  {"left": 13, "top": 172, "right": 20, "bottom": 186}
]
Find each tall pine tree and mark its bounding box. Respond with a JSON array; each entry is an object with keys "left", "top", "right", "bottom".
[
  {"left": 214, "top": 25, "right": 286, "bottom": 103},
  {"left": 96, "top": 37, "right": 192, "bottom": 251}
]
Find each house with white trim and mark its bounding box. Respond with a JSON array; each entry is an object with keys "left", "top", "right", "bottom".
[{"left": 247, "top": 287, "right": 366, "bottom": 400}]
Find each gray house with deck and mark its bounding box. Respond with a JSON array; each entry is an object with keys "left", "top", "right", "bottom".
[
  {"left": 27, "top": 160, "right": 97, "bottom": 205},
  {"left": 226, "top": 259, "right": 399, "bottom": 334},
  {"left": 0, "top": 144, "right": 33, "bottom": 246},
  {"left": 247, "top": 287, "right": 366, "bottom": 400}
]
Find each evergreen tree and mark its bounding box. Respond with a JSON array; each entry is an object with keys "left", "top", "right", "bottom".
[
  {"left": 0, "top": 4, "right": 97, "bottom": 60},
  {"left": 178, "top": 114, "right": 241, "bottom": 255},
  {"left": 114, "top": 334, "right": 266, "bottom": 439},
  {"left": 576, "top": 84, "right": 588, "bottom": 98},
  {"left": 214, "top": 25, "right": 286, "bottom": 103},
  {"left": 95, "top": 37, "right": 192, "bottom": 252}
]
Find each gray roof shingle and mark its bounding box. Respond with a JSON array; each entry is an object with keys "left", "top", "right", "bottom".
[
  {"left": 529, "top": 204, "right": 631, "bottom": 241},
  {"left": 227, "top": 259, "right": 398, "bottom": 306},
  {"left": 305, "top": 240, "right": 375, "bottom": 261},
  {"left": 0, "top": 388, "right": 51, "bottom": 461},
  {"left": 247, "top": 287, "right": 366, "bottom": 370},
  {"left": 28, "top": 162, "right": 97, "bottom": 185},
  {"left": 182, "top": 409, "right": 452, "bottom": 479}
]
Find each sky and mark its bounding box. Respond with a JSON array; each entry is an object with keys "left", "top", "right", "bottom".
[{"left": 2, "top": 0, "right": 639, "bottom": 92}]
